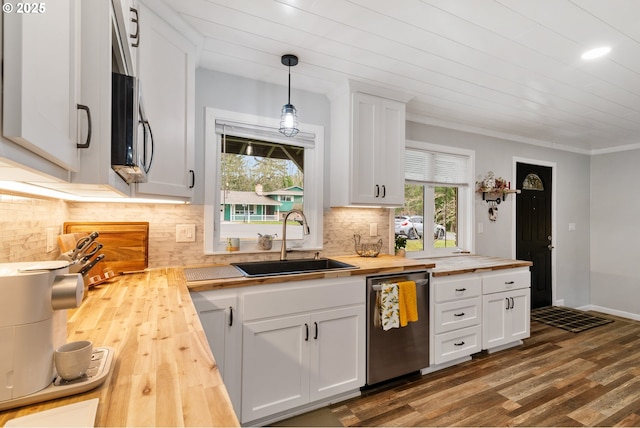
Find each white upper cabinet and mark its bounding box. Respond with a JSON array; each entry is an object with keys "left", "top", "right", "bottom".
[
  {"left": 112, "top": 0, "right": 140, "bottom": 77},
  {"left": 3, "top": 0, "right": 82, "bottom": 171},
  {"left": 330, "top": 82, "right": 411, "bottom": 207},
  {"left": 133, "top": 1, "right": 195, "bottom": 199},
  {"left": 70, "top": 0, "right": 130, "bottom": 196}
]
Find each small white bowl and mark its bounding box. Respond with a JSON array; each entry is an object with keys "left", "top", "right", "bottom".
[{"left": 54, "top": 340, "right": 93, "bottom": 381}]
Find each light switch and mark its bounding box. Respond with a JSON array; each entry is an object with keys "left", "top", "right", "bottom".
[
  {"left": 477, "top": 222, "right": 484, "bottom": 234},
  {"left": 176, "top": 224, "right": 196, "bottom": 242}
]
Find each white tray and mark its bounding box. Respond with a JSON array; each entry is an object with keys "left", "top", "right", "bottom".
[{"left": 0, "top": 347, "right": 114, "bottom": 412}]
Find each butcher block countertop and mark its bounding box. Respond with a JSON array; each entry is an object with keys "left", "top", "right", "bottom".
[{"left": 0, "top": 268, "right": 240, "bottom": 428}]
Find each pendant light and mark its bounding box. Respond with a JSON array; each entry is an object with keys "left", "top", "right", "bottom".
[{"left": 279, "top": 54, "right": 299, "bottom": 137}]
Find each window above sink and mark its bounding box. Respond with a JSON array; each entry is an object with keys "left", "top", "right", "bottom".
[{"left": 203, "top": 108, "right": 325, "bottom": 254}]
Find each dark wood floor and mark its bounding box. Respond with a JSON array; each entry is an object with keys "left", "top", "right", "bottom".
[{"left": 331, "top": 313, "right": 640, "bottom": 427}]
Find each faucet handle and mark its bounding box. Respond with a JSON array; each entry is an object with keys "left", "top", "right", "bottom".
[{"left": 314, "top": 252, "right": 320, "bottom": 260}]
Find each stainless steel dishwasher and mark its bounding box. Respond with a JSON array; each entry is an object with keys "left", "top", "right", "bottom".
[{"left": 366, "top": 270, "right": 430, "bottom": 385}]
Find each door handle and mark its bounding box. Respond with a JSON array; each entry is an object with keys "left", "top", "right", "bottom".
[
  {"left": 381, "top": 185, "right": 386, "bottom": 198},
  {"left": 548, "top": 244, "right": 555, "bottom": 250},
  {"left": 505, "top": 297, "right": 510, "bottom": 310},
  {"left": 314, "top": 322, "right": 318, "bottom": 340},
  {"left": 304, "top": 323, "right": 309, "bottom": 341},
  {"left": 228, "top": 306, "right": 233, "bottom": 327},
  {"left": 375, "top": 184, "right": 380, "bottom": 197},
  {"left": 510, "top": 297, "right": 515, "bottom": 310},
  {"left": 189, "top": 170, "right": 195, "bottom": 189},
  {"left": 130, "top": 7, "right": 140, "bottom": 48}
]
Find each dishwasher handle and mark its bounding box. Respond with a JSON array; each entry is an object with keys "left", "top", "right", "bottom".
[{"left": 372, "top": 278, "right": 428, "bottom": 291}]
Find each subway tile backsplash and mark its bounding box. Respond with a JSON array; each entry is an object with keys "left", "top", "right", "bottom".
[
  {"left": 0, "top": 195, "right": 392, "bottom": 268},
  {"left": 0, "top": 194, "right": 68, "bottom": 262}
]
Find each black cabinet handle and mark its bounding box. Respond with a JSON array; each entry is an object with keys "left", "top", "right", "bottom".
[
  {"left": 314, "top": 322, "right": 318, "bottom": 340},
  {"left": 454, "top": 341, "right": 465, "bottom": 347},
  {"left": 189, "top": 170, "right": 195, "bottom": 189},
  {"left": 510, "top": 297, "right": 515, "bottom": 310},
  {"left": 455, "top": 288, "right": 467, "bottom": 292},
  {"left": 375, "top": 184, "right": 380, "bottom": 197},
  {"left": 228, "top": 306, "right": 233, "bottom": 327},
  {"left": 505, "top": 297, "right": 510, "bottom": 310},
  {"left": 305, "top": 323, "right": 309, "bottom": 341},
  {"left": 505, "top": 281, "right": 515, "bottom": 285},
  {"left": 76, "top": 104, "right": 92, "bottom": 149},
  {"left": 130, "top": 7, "right": 140, "bottom": 48},
  {"left": 454, "top": 312, "right": 465, "bottom": 317},
  {"left": 381, "top": 185, "right": 386, "bottom": 198}
]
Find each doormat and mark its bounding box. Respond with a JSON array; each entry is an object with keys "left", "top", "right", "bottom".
[{"left": 531, "top": 306, "right": 613, "bottom": 333}]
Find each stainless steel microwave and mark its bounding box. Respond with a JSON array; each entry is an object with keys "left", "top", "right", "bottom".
[{"left": 111, "top": 72, "right": 153, "bottom": 184}]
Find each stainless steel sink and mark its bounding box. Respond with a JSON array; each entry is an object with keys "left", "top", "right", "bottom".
[{"left": 231, "top": 258, "right": 358, "bottom": 277}]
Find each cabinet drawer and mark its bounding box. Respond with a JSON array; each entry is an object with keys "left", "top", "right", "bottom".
[
  {"left": 434, "top": 325, "right": 482, "bottom": 365},
  {"left": 482, "top": 269, "right": 530, "bottom": 294},
  {"left": 434, "top": 297, "right": 481, "bottom": 334},
  {"left": 434, "top": 276, "right": 481, "bottom": 303}
]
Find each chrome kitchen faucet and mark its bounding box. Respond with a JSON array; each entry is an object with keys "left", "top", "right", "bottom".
[{"left": 280, "top": 209, "right": 310, "bottom": 261}]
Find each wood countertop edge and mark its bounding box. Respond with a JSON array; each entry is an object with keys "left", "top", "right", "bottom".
[{"left": 430, "top": 260, "right": 533, "bottom": 277}]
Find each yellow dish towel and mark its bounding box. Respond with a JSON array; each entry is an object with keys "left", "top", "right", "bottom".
[{"left": 398, "top": 280, "right": 418, "bottom": 327}]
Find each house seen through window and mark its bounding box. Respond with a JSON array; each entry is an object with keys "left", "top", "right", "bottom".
[{"left": 219, "top": 135, "right": 306, "bottom": 243}]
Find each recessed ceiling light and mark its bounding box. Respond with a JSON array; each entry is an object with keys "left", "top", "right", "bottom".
[{"left": 581, "top": 46, "right": 611, "bottom": 60}]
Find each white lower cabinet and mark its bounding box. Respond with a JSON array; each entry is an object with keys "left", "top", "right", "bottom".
[
  {"left": 242, "top": 306, "right": 362, "bottom": 422},
  {"left": 192, "top": 276, "right": 365, "bottom": 425},
  {"left": 431, "top": 266, "right": 531, "bottom": 365},
  {"left": 191, "top": 292, "right": 241, "bottom": 414},
  {"left": 431, "top": 275, "right": 482, "bottom": 365},
  {"left": 481, "top": 268, "right": 531, "bottom": 350},
  {"left": 241, "top": 277, "right": 365, "bottom": 424}
]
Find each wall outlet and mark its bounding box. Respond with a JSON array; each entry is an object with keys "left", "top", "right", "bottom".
[
  {"left": 369, "top": 223, "right": 377, "bottom": 237},
  {"left": 46, "top": 227, "right": 58, "bottom": 253},
  {"left": 176, "top": 224, "right": 196, "bottom": 242}
]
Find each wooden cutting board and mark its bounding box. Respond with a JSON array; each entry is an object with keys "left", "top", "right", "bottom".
[{"left": 63, "top": 222, "right": 149, "bottom": 274}]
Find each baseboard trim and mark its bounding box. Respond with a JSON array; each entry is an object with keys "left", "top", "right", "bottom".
[{"left": 576, "top": 304, "right": 640, "bottom": 322}]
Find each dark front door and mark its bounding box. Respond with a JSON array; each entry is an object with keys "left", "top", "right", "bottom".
[{"left": 516, "top": 163, "right": 552, "bottom": 309}]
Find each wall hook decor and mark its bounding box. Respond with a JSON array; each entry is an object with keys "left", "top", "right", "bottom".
[{"left": 476, "top": 171, "right": 521, "bottom": 205}]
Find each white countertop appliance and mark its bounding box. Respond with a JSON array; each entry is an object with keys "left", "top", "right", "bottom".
[{"left": 0, "top": 261, "right": 84, "bottom": 403}]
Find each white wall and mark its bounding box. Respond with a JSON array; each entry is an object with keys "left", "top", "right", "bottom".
[
  {"left": 590, "top": 150, "right": 640, "bottom": 319},
  {"left": 407, "top": 121, "right": 592, "bottom": 308},
  {"left": 193, "top": 68, "right": 331, "bottom": 205}
]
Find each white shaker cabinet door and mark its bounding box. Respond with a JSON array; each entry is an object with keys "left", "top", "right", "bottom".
[
  {"left": 3, "top": 0, "right": 80, "bottom": 171},
  {"left": 242, "top": 315, "right": 310, "bottom": 423},
  {"left": 309, "top": 306, "right": 365, "bottom": 402},
  {"left": 134, "top": 2, "right": 195, "bottom": 199}
]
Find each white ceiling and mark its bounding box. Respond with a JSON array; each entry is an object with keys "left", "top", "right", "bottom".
[{"left": 162, "top": 0, "right": 640, "bottom": 155}]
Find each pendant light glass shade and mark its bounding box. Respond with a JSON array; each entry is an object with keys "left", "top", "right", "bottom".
[
  {"left": 279, "top": 54, "right": 299, "bottom": 137},
  {"left": 279, "top": 104, "right": 299, "bottom": 137}
]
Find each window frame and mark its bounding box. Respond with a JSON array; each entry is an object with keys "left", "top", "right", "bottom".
[
  {"left": 204, "top": 108, "right": 324, "bottom": 254},
  {"left": 404, "top": 140, "right": 475, "bottom": 258}
]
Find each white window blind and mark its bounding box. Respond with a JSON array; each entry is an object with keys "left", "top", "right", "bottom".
[{"left": 405, "top": 149, "right": 469, "bottom": 185}]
